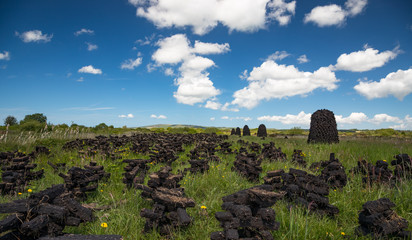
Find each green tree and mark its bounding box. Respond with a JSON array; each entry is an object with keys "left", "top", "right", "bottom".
[
  {"left": 22, "top": 113, "right": 47, "bottom": 124},
  {"left": 4, "top": 115, "right": 18, "bottom": 126},
  {"left": 94, "top": 123, "right": 108, "bottom": 131}
]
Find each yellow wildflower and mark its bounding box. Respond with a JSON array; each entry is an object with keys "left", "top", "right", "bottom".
[
  {"left": 27, "top": 189, "right": 32, "bottom": 193},
  {"left": 341, "top": 232, "right": 345, "bottom": 236},
  {"left": 201, "top": 206, "right": 207, "bottom": 209},
  {"left": 101, "top": 222, "right": 108, "bottom": 228},
  {"left": 18, "top": 192, "right": 22, "bottom": 195}
]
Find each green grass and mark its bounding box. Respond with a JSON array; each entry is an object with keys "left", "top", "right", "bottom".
[{"left": 1, "top": 134, "right": 411, "bottom": 239}]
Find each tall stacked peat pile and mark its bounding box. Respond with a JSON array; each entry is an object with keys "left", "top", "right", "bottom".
[
  {"left": 257, "top": 124, "right": 267, "bottom": 137},
  {"left": 307, "top": 109, "right": 339, "bottom": 144}
]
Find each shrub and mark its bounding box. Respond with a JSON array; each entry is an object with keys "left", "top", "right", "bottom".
[
  {"left": 20, "top": 120, "right": 45, "bottom": 132},
  {"left": 205, "top": 127, "right": 219, "bottom": 134}
]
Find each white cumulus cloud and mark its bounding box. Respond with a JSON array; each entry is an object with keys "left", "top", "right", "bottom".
[
  {"left": 390, "top": 115, "right": 412, "bottom": 130},
  {"left": 232, "top": 60, "right": 339, "bottom": 109},
  {"left": 86, "top": 42, "right": 98, "bottom": 51},
  {"left": 258, "top": 111, "right": 311, "bottom": 125},
  {"left": 210, "top": 117, "right": 216, "bottom": 121},
  {"left": 297, "top": 54, "right": 309, "bottom": 64},
  {"left": 334, "top": 46, "right": 399, "bottom": 72},
  {"left": 193, "top": 41, "right": 230, "bottom": 55},
  {"left": 335, "top": 112, "right": 368, "bottom": 124},
  {"left": 267, "top": 0, "right": 296, "bottom": 26},
  {"left": 17, "top": 30, "right": 53, "bottom": 43},
  {"left": 164, "top": 68, "right": 174, "bottom": 76},
  {"left": 205, "top": 101, "right": 222, "bottom": 110},
  {"left": 267, "top": 51, "right": 290, "bottom": 62},
  {"left": 74, "top": 28, "right": 94, "bottom": 36},
  {"left": 118, "top": 113, "right": 134, "bottom": 118},
  {"left": 354, "top": 68, "right": 412, "bottom": 100},
  {"left": 370, "top": 114, "right": 402, "bottom": 125},
  {"left": 151, "top": 114, "right": 167, "bottom": 119},
  {"left": 78, "top": 65, "right": 102, "bottom": 75},
  {"left": 345, "top": 0, "right": 368, "bottom": 16},
  {"left": 152, "top": 34, "right": 229, "bottom": 105},
  {"left": 304, "top": 0, "right": 367, "bottom": 27},
  {"left": 121, "top": 55, "right": 143, "bottom": 70},
  {"left": 0, "top": 51, "right": 10, "bottom": 61},
  {"left": 130, "top": 0, "right": 296, "bottom": 35}
]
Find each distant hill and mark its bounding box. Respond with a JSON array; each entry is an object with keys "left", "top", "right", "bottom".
[{"left": 140, "top": 124, "right": 207, "bottom": 129}]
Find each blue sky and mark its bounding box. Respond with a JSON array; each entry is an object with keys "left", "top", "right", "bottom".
[{"left": 1, "top": 0, "right": 411, "bottom": 129}]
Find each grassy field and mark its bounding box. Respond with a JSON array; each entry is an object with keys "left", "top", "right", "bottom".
[{"left": 1, "top": 131, "right": 411, "bottom": 240}]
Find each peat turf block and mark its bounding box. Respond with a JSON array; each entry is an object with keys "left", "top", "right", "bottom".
[
  {"left": 259, "top": 142, "right": 286, "bottom": 162},
  {"left": 392, "top": 153, "right": 412, "bottom": 180},
  {"left": 357, "top": 198, "right": 410, "bottom": 238},
  {"left": 232, "top": 152, "right": 262, "bottom": 182},
  {"left": 265, "top": 168, "right": 339, "bottom": 216},
  {"left": 122, "top": 159, "right": 150, "bottom": 188},
  {"left": 135, "top": 166, "right": 195, "bottom": 236},
  {"left": 211, "top": 185, "right": 285, "bottom": 240},
  {"left": 0, "top": 184, "right": 96, "bottom": 239}
]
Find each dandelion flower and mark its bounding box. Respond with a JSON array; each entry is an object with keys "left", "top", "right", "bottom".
[
  {"left": 27, "top": 189, "right": 32, "bottom": 193},
  {"left": 100, "top": 190, "right": 103, "bottom": 192},
  {"left": 101, "top": 222, "right": 108, "bottom": 228},
  {"left": 341, "top": 232, "right": 345, "bottom": 236},
  {"left": 201, "top": 206, "right": 207, "bottom": 209},
  {"left": 18, "top": 192, "right": 22, "bottom": 195}
]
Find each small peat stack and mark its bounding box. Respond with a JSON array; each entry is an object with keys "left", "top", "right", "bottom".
[
  {"left": 391, "top": 154, "right": 412, "bottom": 180},
  {"left": 184, "top": 159, "right": 209, "bottom": 174},
  {"left": 122, "top": 159, "right": 151, "bottom": 188},
  {"left": 310, "top": 153, "right": 347, "bottom": 189},
  {"left": 260, "top": 142, "right": 286, "bottom": 162},
  {"left": 248, "top": 142, "right": 261, "bottom": 153},
  {"left": 0, "top": 155, "right": 44, "bottom": 195},
  {"left": 149, "top": 144, "right": 178, "bottom": 165},
  {"left": 266, "top": 168, "right": 339, "bottom": 216},
  {"left": 219, "top": 142, "right": 232, "bottom": 154},
  {"left": 350, "top": 160, "right": 393, "bottom": 186},
  {"left": 0, "top": 184, "right": 96, "bottom": 239},
  {"left": 357, "top": 198, "right": 410, "bottom": 239},
  {"left": 307, "top": 109, "right": 339, "bottom": 144},
  {"left": 257, "top": 124, "right": 267, "bottom": 137},
  {"left": 242, "top": 125, "right": 250, "bottom": 136},
  {"left": 29, "top": 146, "right": 51, "bottom": 158},
  {"left": 291, "top": 150, "right": 307, "bottom": 167},
  {"left": 58, "top": 162, "right": 110, "bottom": 200},
  {"left": 211, "top": 185, "right": 285, "bottom": 240},
  {"left": 232, "top": 152, "right": 262, "bottom": 182},
  {"left": 235, "top": 127, "right": 241, "bottom": 136},
  {"left": 230, "top": 128, "right": 236, "bottom": 135},
  {"left": 135, "top": 167, "right": 195, "bottom": 236}
]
